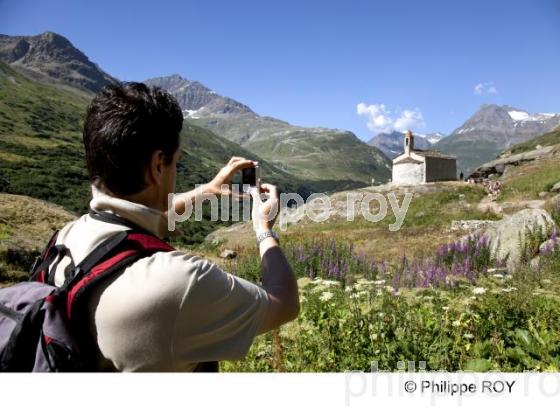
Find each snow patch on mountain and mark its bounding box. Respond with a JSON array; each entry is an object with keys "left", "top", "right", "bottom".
[{"left": 508, "top": 111, "right": 558, "bottom": 123}]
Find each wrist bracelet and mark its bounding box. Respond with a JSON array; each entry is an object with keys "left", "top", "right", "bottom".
[{"left": 256, "top": 230, "right": 279, "bottom": 246}]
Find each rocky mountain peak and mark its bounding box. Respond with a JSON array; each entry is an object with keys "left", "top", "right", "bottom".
[
  {"left": 0, "top": 31, "right": 117, "bottom": 93},
  {"left": 144, "top": 74, "right": 253, "bottom": 116}
]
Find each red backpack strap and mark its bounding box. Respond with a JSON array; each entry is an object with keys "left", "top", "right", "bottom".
[{"left": 64, "top": 231, "right": 174, "bottom": 321}]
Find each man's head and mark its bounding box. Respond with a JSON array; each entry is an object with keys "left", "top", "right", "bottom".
[{"left": 83, "top": 82, "right": 183, "bottom": 211}]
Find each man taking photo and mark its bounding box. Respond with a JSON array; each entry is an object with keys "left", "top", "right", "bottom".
[{"left": 46, "top": 82, "right": 299, "bottom": 371}]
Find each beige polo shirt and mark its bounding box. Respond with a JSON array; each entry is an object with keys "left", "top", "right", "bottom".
[{"left": 50, "top": 186, "right": 269, "bottom": 372}]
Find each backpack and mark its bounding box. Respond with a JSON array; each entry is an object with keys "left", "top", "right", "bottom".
[{"left": 0, "top": 210, "right": 218, "bottom": 372}]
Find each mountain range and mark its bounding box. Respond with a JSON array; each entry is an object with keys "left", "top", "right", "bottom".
[
  {"left": 434, "top": 104, "right": 560, "bottom": 175},
  {"left": 145, "top": 74, "right": 391, "bottom": 183},
  {"left": 368, "top": 131, "right": 446, "bottom": 159},
  {"left": 1, "top": 30, "right": 558, "bottom": 206},
  {"left": 0, "top": 30, "right": 391, "bottom": 226}
]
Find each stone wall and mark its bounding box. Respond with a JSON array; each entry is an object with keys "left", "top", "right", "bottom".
[
  {"left": 425, "top": 157, "right": 457, "bottom": 182},
  {"left": 392, "top": 161, "right": 424, "bottom": 185}
]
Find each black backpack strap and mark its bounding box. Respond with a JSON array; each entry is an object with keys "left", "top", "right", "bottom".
[
  {"left": 89, "top": 209, "right": 152, "bottom": 234},
  {"left": 61, "top": 231, "right": 130, "bottom": 290},
  {"left": 45, "top": 245, "right": 77, "bottom": 286},
  {"left": 29, "top": 230, "right": 59, "bottom": 282}
]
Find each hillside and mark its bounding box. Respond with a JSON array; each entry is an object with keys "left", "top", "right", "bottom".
[
  {"left": 468, "top": 128, "right": 560, "bottom": 205},
  {"left": 0, "top": 193, "right": 75, "bottom": 285},
  {"left": 507, "top": 127, "right": 560, "bottom": 155},
  {"left": 0, "top": 60, "right": 91, "bottom": 211},
  {"left": 146, "top": 75, "right": 391, "bottom": 185}
]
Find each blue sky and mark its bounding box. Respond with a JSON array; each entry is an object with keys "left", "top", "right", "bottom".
[{"left": 2, "top": 0, "right": 559, "bottom": 139}]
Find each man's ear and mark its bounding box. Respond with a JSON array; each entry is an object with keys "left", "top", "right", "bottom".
[{"left": 147, "top": 150, "right": 165, "bottom": 186}]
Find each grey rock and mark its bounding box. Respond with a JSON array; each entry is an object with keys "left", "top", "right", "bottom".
[
  {"left": 483, "top": 209, "right": 556, "bottom": 269},
  {"left": 530, "top": 256, "right": 541, "bottom": 271},
  {"left": 219, "top": 249, "right": 237, "bottom": 259},
  {"left": 451, "top": 220, "right": 497, "bottom": 231},
  {"left": 551, "top": 182, "right": 560, "bottom": 193},
  {"left": 469, "top": 145, "right": 556, "bottom": 180}
]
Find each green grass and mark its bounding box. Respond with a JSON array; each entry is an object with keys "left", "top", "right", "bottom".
[
  {"left": 400, "top": 185, "right": 499, "bottom": 228},
  {"left": 299, "top": 184, "right": 498, "bottom": 234},
  {"left": 0, "top": 223, "right": 9, "bottom": 241},
  {"left": 499, "top": 160, "right": 560, "bottom": 202},
  {"left": 508, "top": 129, "right": 560, "bottom": 155}
]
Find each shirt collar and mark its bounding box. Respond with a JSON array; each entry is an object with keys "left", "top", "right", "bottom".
[{"left": 89, "top": 185, "right": 181, "bottom": 239}]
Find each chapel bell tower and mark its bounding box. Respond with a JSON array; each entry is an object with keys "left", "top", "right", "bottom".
[{"left": 404, "top": 130, "right": 414, "bottom": 155}]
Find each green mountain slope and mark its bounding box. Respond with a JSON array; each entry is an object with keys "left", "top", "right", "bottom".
[
  {"left": 1, "top": 62, "right": 365, "bottom": 242},
  {"left": 507, "top": 128, "right": 560, "bottom": 155},
  {"left": 191, "top": 115, "right": 391, "bottom": 184},
  {"left": 0, "top": 60, "right": 90, "bottom": 211},
  {"left": 243, "top": 128, "right": 391, "bottom": 183},
  {"left": 435, "top": 137, "right": 501, "bottom": 177},
  {"left": 146, "top": 74, "right": 391, "bottom": 186}
]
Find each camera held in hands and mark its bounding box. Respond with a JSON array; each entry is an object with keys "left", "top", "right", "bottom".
[{"left": 242, "top": 163, "right": 261, "bottom": 194}]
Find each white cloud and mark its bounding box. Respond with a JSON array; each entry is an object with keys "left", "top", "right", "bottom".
[
  {"left": 356, "top": 103, "right": 425, "bottom": 135},
  {"left": 473, "top": 82, "right": 498, "bottom": 95}
]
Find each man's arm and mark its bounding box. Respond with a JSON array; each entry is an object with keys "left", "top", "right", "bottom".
[
  {"left": 256, "top": 236, "right": 300, "bottom": 334},
  {"left": 170, "top": 156, "right": 255, "bottom": 216},
  {"left": 250, "top": 184, "right": 300, "bottom": 334},
  {"left": 170, "top": 157, "right": 300, "bottom": 335}
]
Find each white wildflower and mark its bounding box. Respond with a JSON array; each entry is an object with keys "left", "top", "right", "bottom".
[
  {"left": 500, "top": 287, "right": 518, "bottom": 293},
  {"left": 472, "top": 287, "right": 486, "bottom": 295},
  {"left": 319, "top": 291, "right": 334, "bottom": 302}
]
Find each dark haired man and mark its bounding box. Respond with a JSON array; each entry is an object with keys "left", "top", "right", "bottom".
[{"left": 49, "top": 82, "right": 299, "bottom": 371}]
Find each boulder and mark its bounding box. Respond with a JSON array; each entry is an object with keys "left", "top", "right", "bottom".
[
  {"left": 219, "top": 249, "right": 237, "bottom": 259},
  {"left": 539, "top": 238, "right": 558, "bottom": 254},
  {"left": 551, "top": 182, "right": 560, "bottom": 193},
  {"left": 483, "top": 209, "right": 556, "bottom": 269}
]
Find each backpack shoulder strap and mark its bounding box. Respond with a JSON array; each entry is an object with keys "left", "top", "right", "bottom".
[
  {"left": 29, "top": 229, "right": 60, "bottom": 283},
  {"left": 63, "top": 230, "right": 174, "bottom": 321}
]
